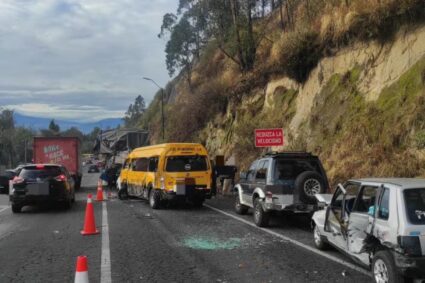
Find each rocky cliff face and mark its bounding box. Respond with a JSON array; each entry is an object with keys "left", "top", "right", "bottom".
[{"left": 200, "top": 25, "right": 425, "bottom": 184}]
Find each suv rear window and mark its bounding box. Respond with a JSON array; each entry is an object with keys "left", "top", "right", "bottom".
[
  {"left": 274, "top": 158, "right": 321, "bottom": 181},
  {"left": 19, "top": 166, "right": 62, "bottom": 181},
  {"left": 165, "top": 156, "right": 208, "bottom": 172},
  {"left": 404, "top": 189, "right": 425, "bottom": 225}
]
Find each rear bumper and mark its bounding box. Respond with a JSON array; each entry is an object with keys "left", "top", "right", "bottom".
[
  {"left": 163, "top": 188, "right": 212, "bottom": 200},
  {"left": 264, "top": 194, "right": 317, "bottom": 213},
  {"left": 394, "top": 252, "right": 425, "bottom": 278},
  {"left": 10, "top": 189, "right": 69, "bottom": 205}
]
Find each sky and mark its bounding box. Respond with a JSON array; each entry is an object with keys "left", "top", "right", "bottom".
[{"left": 0, "top": 0, "right": 177, "bottom": 123}]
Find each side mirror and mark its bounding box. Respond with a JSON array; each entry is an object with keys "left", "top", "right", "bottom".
[{"left": 239, "top": 172, "right": 248, "bottom": 180}]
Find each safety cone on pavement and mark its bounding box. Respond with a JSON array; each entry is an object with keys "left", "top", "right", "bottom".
[
  {"left": 96, "top": 184, "right": 104, "bottom": 201},
  {"left": 74, "top": 255, "right": 89, "bottom": 283},
  {"left": 80, "top": 194, "right": 99, "bottom": 235}
]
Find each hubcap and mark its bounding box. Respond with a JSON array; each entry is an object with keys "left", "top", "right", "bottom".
[
  {"left": 304, "top": 179, "right": 321, "bottom": 196},
  {"left": 374, "top": 259, "right": 389, "bottom": 283},
  {"left": 314, "top": 226, "right": 321, "bottom": 245},
  {"left": 150, "top": 192, "right": 154, "bottom": 206}
]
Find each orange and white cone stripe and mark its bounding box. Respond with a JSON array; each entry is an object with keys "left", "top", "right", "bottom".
[{"left": 74, "top": 255, "right": 89, "bottom": 283}]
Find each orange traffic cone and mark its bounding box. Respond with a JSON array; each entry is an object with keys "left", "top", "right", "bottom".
[
  {"left": 96, "top": 184, "right": 104, "bottom": 201},
  {"left": 80, "top": 194, "right": 99, "bottom": 235},
  {"left": 74, "top": 255, "right": 89, "bottom": 283}
]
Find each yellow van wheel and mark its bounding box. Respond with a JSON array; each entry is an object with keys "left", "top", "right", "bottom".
[{"left": 149, "top": 190, "right": 161, "bottom": 209}]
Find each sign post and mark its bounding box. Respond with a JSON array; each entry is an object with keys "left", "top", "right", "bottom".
[{"left": 255, "top": 128, "right": 284, "bottom": 148}]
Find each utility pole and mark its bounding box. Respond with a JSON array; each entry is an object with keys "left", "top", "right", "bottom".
[{"left": 143, "top": 77, "right": 165, "bottom": 142}]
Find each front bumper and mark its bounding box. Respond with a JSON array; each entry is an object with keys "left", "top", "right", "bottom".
[{"left": 394, "top": 252, "right": 425, "bottom": 278}]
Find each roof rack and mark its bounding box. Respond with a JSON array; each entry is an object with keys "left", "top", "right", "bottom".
[{"left": 263, "top": 151, "right": 312, "bottom": 157}]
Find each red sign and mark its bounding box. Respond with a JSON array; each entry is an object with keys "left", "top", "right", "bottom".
[{"left": 255, "top": 128, "right": 284, "bottom": 147}]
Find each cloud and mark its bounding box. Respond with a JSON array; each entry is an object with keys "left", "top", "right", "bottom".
[
  {"left": 0, "top": 0, "right": 177, "bottom": 122},
  {"left": 5, "top": 103, "right": 124, "bottom": 123}
]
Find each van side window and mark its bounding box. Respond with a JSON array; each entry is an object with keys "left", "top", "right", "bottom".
[
  {"left": 255, "top": 161, "right": 269, "bottom": 181},
  {"left": 134, "top": 158, "right": 149, "bottom": 172},
  {"left": 378, "top": 188, "right": 390, "bottom": 220},
  {"left": 148, "top": 157, "right": 159, "bottom": 172}
]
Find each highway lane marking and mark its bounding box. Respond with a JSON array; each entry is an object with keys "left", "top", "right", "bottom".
[
  {"left": 204, "top": 204, "right": 371, "bottom": 277},
  {"left": 100, "top": 202, "right": 112, "bottom": 283},
  {"left": 0, "top": 205, "right": 9, "bottom": 214}
]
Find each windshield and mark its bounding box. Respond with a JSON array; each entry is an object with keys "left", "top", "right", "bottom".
[
  {"left": 165, "top": 156, "right": 208, "bottom": 172},
  {"left": 404, "top": 189, "right": 425, "bottom": 225},
  {"left": 19, "top": 166, "right": 62, "bottom": 181}
]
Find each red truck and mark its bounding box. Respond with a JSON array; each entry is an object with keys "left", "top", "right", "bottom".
[{"left": 33, "top": 137, "right": 82, "bottom": 189}]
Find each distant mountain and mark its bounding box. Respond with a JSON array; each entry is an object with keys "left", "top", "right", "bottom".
[{"left": 13, "top": 113, "right": 122, "bottom": 134}]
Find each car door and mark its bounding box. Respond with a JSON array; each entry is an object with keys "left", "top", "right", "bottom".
[
  {"left": 347, "top": 184, "right": 378, "bottom": 264},
  {"left": 325, "top": 182, "right": 361, "bottom": 250},
  {"left": 240, "top": 161, "right": 258, "bottom": 204}
]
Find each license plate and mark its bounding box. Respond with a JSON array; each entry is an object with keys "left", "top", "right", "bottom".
[
  {"left": 175, "top": 184, "right": 186, "bottom": 195},
  {"left": 27, "top": 183, "right": 49, "bottom": 195}
]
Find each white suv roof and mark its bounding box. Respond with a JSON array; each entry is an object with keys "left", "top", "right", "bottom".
[{"left": 348, "top": 178, "right": 425, "bottom": 189}]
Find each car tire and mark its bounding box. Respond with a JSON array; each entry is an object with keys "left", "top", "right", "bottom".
[
  {"left": 313, "top": 223, "right": 328, "bottom": 250},
  {"left": 149, "top": 189, "right": 161, "bottom": 209},
  {"left": 11, "top": 204, "right": 22, "bottom": 213},
  {"left": 118, "top": 186, "right": 129, "bottom": 200},
  {"left": 63, "top": 198, "right": 72, "bottom": 210},
  {"left": 372, "top": 250, "right": 405, "bottom": 283},
  {"left": 295, "top": 171, "right": 325, "bottom": 204},
  {"left": 192, "top": 198, "right": 204, "bottom": 208},
  {"left": 253, "top": 198, "right": 270, "bottom": 227},
  {"left": 234, "top": 194, "right": 249, "bottom": 215}
]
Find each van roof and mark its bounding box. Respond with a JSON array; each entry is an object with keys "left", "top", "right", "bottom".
[{"left": 132, "top": 143, "right": 205, "bottom": 151}]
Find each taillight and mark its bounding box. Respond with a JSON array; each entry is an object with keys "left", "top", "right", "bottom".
[
  {"left": 55, "top": 174, "right": 67, "bottom": 182},
  {"left": 12, "top": 176, "right": 24, "bottom": 184},
  {"left": 36, "top": 164, "right": 45, "bottom": 169},
  {"left": 265, "top": 191, "right": 273, "bottom": 199},
  {"left": 398, "top": 236, "right": 422, "bottom": 256}
]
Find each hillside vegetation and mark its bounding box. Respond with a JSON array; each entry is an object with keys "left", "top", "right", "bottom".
[{"left": 140, "top": 0, "right": 425, "bottom": 185}]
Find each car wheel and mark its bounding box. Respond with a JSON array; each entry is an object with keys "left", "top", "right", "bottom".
[
  {"left": 234, "top": 194, "right": 249, "bottom": 215},
  {"left": 372, "top": 250, "right": 405, "bottom": 283},
  {"left": 192, "top": 198, "right": 204, "bottom": 208},
  {"left": 313, "top": 224, "right": 328, "bottom": 250},
  {"left": 149, "top": 189, "right": 161, "bottom": 209},
  {"left": 63, "top": 198, "right": 72, "bottom": 210},
  {"left": 11, "top": 204, "right": 22, "bottom": 213},
  {"left": 253, "top": 198, "right": 270, "bottom": 227},
  {"left": 118, "top": 186, "right": 129, "bottom": 200},
  {"left": 294, "top": 171, "right": 325, "bottom": 204}
]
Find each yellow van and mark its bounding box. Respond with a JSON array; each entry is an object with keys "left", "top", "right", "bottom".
[{"left": 118, "top": 143, "right": 212, "bottom": 208}]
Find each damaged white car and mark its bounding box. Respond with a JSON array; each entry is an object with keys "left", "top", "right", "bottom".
[{"left": 312, "top": 178, "right": 425, "bottom": 283}]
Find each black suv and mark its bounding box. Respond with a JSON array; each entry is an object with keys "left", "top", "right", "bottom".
[
  {"left": 10, "top": 164, "right": 75, "bottom": 213},
  {"left": 234, "top": 152, "right": 329, "bottom": 227}
]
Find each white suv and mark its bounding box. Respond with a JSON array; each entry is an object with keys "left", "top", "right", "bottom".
[{"left": 312, "top": 178, "right": 425, "bottom": 282}]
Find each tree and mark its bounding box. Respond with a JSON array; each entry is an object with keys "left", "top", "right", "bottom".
[
  {"left": 124, "top": 95, "right": 146, "bottom": 127},
  {"left": 0, "top": 109, "right": 15, "bottom": 167},
  {"left": 48, "top": 119, "right": 60, "bottom": 133}
]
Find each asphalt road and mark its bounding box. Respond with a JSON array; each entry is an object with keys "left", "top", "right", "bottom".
[{"left": 0, "top": 170, "right": 373, "bottom": 283}]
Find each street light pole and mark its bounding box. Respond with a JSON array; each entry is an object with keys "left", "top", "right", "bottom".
[{"left": 143, "top": 77, "right": 165, "bottom": 142}]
